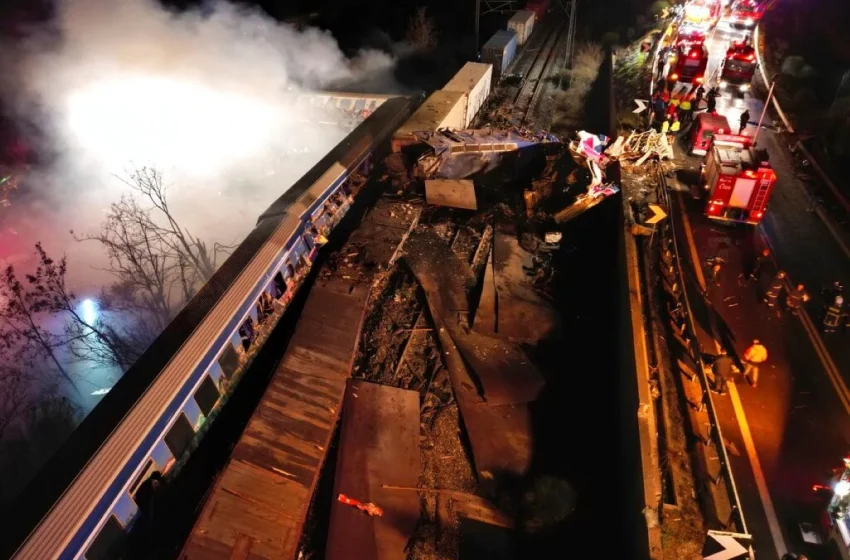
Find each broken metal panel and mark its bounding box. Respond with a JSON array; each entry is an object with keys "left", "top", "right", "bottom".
[
  {"left": 425, "top": 179, "right": 478, "bottom": 210},
  {"left": 453, "top": 331, "right": 545, "bottom": 406},
  {"left": 325, "top": 380, "right": 420, "bottom": 560},
  {"left": 485, "top": 228, "right": 563, "bottom": 342},
  {"left": 402, "top": 231, "right": 533, "bottom": 483}
]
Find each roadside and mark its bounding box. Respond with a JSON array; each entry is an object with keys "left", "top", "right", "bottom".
[
  {"left": 674, "top": 189, "right": 850, "bottom": 560},
  {"left": 614, "top": 29, "right": 709, "bottom": 559}
]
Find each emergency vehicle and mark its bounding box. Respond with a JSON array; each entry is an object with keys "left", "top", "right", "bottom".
[
  {"left": 727, "top": 0, "right": 764, "bottom": 30},
  {"left": 814, "top": 457, "right": 850, "bottom": 559},
  {"left": 719, "top": 41, "right": 758, "bottom": 93},
  {"left": 683, "top": 0, "right": 721, "bottom": 30},
  {"left": 675, "top": 23, "right": 707, "bottom": 49},
  {"left": 689, "top": 112, "right": 731, "bottom": 156},
  {"left": 668, "top": 44, "right": 709, "bottom": 86},
  {"left": 701, "top": 133, "right": 776, "bottom": 224}
]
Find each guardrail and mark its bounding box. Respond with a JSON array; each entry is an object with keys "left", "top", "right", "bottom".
[
  {"left": 644, "top": 23, "right": 749, "bottom": 542},
  {"left": 652, "top": 165, "right": 750, "bottom": 540}
]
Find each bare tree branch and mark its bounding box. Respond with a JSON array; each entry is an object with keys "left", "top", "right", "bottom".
[{"left": 407, "top": 7, "right": 438, "bottom": 51}]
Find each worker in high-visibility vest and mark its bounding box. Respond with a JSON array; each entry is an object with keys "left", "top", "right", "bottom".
[
  {"left": 743, "top": 339, "right": 768, "bottom": 388},
  {"left": 823, "top": 295, "right": 844, "bottom": 333},
  {"left": 785, "top": 283, "right": 810, "bottom": 316},
  {"left": 764, "top": 270, "right": 786, "bottom": 307}
]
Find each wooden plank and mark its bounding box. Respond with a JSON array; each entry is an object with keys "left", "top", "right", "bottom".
[
  {"left": 425, "top": 179, "right": 478, "bottom": 210},
  {"left": 453, "top": 331, "right": 545, "bottom": 406},
  {"left": 326, "top": 380, "right": 420, "bottom": 560}
]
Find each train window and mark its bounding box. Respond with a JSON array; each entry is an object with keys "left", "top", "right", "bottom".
[
  {"left": 218, "top": 344, "right": 240, "bottom": 379},
  {"left": 271, "top": 273, "right": 285, "bottom": 298},
  {"left": 129, "top": 459, "right": 156, "bottom": 499},
  {"left": 194, "top": 375, "right": 220, "bottom": 417},
  {"left": 164, "top": 413, "right": 194, "bottom": 461},
  {"left": 85, "top": 514, "right": 124, "bottom": 560},
  {"left": 303, "top": 232, "right": 315, "bottom": 251}
]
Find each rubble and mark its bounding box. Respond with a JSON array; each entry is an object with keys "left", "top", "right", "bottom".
[{"left": 605, "top": 129, "right": 675, "bottom": 166}]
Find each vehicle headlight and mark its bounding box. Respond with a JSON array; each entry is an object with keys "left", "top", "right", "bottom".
[
  {"left": 745, "top": 18, "right": 753, "bottom": 25},
  {"left": 740, "top": 84, "right": 750, "bottom": 91},
  {"left": 719, "top": 80, "right": 727, "bottom": 88}
]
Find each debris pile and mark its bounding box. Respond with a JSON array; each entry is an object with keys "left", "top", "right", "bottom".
[{"left": 604, "top": 129, "right": 674, "bottom": 166}]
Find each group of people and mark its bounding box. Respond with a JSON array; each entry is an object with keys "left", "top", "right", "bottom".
[
  {"left": 709, "top": 247, "right": 847, "bottom": 394},
  {"left": 650, "top": 83, "right": 726, "bottom": 145}
]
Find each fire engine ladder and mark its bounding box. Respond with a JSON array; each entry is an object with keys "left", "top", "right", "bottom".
[{"left": 750, "top": 176, "right": 772, "bottom": 210}]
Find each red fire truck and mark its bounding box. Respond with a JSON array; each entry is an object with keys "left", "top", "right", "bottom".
[
  {"left": 683, "top": 0, "right": 721, "bottom": 30},
  {"left": 675, "top": 23, "right": 707, "bottom": 49},
  {"left": 719, "top": 41, "right": 758, "bottom": 93},
  {"left": 668, "top": 44, "right": 709, "bottom": 86},
  {"left": 701, "top": 133, "right": 776, "bottom": 224},
  {"left": 689, "top": 113, "right": 731, "bottom": 156},
  {"left": 727, "top": 0, "right": 764, "bottom": 31}
]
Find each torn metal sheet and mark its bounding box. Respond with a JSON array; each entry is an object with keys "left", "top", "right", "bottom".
[
  {"left": 482, "top": 226, "right": 563, "bottom": 342},
  {"left": 402, "top": 231, "right": 532, "bottom": 482},
  {"left": 326, "top": 380, "right": 420, "bottom": 560},
  {"left": 425, "top": 179, "right": 478, "bottom": 210},
  {"left": 454, "top": 331, "right": 545, "bottom": 406},
  {"left": 414, "top": 128, "right": 560, "bottom": 157}
]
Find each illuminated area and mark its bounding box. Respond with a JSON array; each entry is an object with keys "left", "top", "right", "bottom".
[{"left": 66, "top": 76, "right": 282, "bottom": 177}]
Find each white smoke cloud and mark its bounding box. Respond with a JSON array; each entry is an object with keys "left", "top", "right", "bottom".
[{"left": 0, "top": 0, "right": 398, "bottom": 291}]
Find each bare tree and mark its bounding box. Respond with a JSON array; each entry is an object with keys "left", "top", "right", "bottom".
[
  {"left": 0, "top": 255, "right": 75, "bottom": 388},
  {"left": 407, "top": 7, "right": 438, "bottom": 51},
  {"left": 23, "top": 243, "right": 139, "bottom": 371},
  {"left": 113, "top": 167, "right": 229, "bottom": 282}
]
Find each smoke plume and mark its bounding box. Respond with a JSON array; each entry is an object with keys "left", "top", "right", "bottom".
[{"left": 0, "top": 0, "right": 397, "bottom": 291}]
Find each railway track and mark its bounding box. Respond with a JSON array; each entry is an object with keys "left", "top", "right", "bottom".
[{"left": 513, "top": 16, "right": 568, "bottom": 124}]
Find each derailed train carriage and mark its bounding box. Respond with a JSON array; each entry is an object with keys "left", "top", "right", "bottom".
[{"left": 2, "top": 95, "right": 416, "bottom": 560}]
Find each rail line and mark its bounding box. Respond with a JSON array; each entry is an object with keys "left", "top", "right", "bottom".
[{"left": 514, "top": 18, "right": 567, "bottom": 124}]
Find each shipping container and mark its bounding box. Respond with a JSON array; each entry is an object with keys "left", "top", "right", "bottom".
[
  {"left": 392, "top": 90, "right": 467, "bottom": 152},
  {"left": 525, "top": 0, "right": 550, "bottom": 21},
  {"left": 442, "top": 62, "right": 493, "bottom": 128},
  {"left": 507, "top": 10, "right": 536, "bottom": 45},
  {"left": 482, "top": 30, "right": 518, "bottom": 80}
]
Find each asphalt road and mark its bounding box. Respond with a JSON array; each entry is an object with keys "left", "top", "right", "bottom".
[{"left": 664, "top": 18, "right": 850, "bottom": 560}]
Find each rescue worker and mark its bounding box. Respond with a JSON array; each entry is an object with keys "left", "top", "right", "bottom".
[
  {"left": 764, "top": 270, "right": 786, "bottom": 307},
  {"left": 785, "top": 283, "right": 810, "bottom": 316},
  {"left": 706, "top": 86, "right": 720, "bottom": 113},
  {"left": 739, "top": 109, "right": 750, "bottom": 135},
  {"left": 822, "top": 280, "right": 844, "bottom": 303},
  {"left": 667, "top": 95, "right": 680, "bottom": 118},
  {"left": 712, "top": 347, "right": 733, "bottom": 394},
  {"left": 743, "top": 339, "right": 768, "bottom": 388},
  {"left": 823, "top": 295, "right": 844, "bottom": 333},
  {"left": 706, "top": 256, "right": 725, "bottom": 287},
  {"left": 679, "top": 96, "right": 693, "bottom": 125},
  {"left": 748, "top": 248, "right": 771, "bottom": 282},
  {"left": 668, "top": 114, "right": 681, "bottom": 145},
  {"left": 694, "top": 84, "right": 706, "bottom": 108}
]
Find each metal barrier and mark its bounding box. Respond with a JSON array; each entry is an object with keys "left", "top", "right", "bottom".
[{"left": 650, "top": 164, "right": 752, "bottom": 549}]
